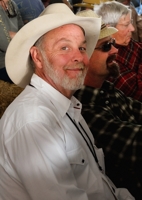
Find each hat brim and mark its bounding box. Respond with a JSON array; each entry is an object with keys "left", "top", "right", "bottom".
[{"left": 6, "top": 4, "right": 101, "bottom": 88}]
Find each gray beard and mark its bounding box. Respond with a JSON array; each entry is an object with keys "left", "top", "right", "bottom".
[{"left": 41, "top": 50, "right": 87, "bottom": 91}]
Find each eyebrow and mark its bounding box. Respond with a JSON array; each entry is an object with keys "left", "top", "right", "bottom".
[{"left": 55, "top": 38, "right": 87, "bottom": 45}]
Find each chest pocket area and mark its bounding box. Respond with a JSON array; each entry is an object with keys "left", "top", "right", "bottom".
[
  {"left": 67, "top": 147, "right": 87, "bottom": 164},
  {"left": 66, "top": 148, "right": 89, "bottom": 183}
]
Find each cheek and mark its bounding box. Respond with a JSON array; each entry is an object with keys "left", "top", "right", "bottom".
[
  {"left": 117, "top": 29, "right": 129, "bottom": 38},
  {"left": 48, "top": 53, "right": 70, "bottom": 66},
  {"left": 116, "top": 30, "right": 124, "bottom": 38},
  {"left": 123, "top": 29, "right": 130, "bottom": 36},
  {"left": 90, "top": 52, "right": 101, "bottom": 64}
]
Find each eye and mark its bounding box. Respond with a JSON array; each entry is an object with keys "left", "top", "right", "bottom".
[
  {"left": 124, "top": 24, "right": 129, "bottom": 27},
  {"left": 61, "top": 46, "right": 69, "bottom": 50},
  {"left": 79, "top": 47, "right": 86, "bottom": 52}
]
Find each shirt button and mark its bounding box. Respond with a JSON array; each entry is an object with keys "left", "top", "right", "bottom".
[
  {"left": 100, "top": 90, "right": 104, "bottom": 94},
  {"left": 105, "top": 100, "right": 109, "bottom": 104},
  {"left": 82, "top": 159, "right": 85, "bottom": 164}
]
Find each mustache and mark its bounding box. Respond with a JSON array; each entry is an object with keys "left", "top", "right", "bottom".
[
  {"left": 107, "top": 54, "right": 116, "bottom": 64},
  {"left": 64, "top": 63, "right": 86, "bottom": 70}
]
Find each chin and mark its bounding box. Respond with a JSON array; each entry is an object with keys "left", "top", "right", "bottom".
[
  {"left": 120, "top": 37, "right": 131, "bottom": 46},
  {"left": 126, "top": 37, "right": 131, "bottom": 44},
  {"left": 122, "top": 40, "right": 130, "bottom": 46}
]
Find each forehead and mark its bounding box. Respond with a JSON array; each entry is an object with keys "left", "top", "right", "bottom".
[
  {"left": 118, "top": 13, "right": 131, "bottom": 22},
  {"left": 41, "top": 24, "right": 86, "bottom": 47},
  {"left": 47, "top": 24, "right": 85, "bottom": 37}
]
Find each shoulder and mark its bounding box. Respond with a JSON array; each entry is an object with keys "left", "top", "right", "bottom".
[{"left": 2, "top": 86, "right": 57, "bottom": 126}]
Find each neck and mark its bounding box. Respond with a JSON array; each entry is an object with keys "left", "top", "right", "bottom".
[
  {"left": 84, "top": 73, "right": 105, "bottom": 89},
  {"left": 35, "top": 71, "right": 74, "bottom": 99}
]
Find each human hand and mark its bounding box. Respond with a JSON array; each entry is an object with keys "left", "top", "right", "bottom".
[{"left": 9, "top": 31, "right": 16, "bottom": 39}]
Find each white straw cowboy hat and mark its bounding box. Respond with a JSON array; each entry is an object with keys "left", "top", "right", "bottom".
[
  {"left": 76, "top": 9, "right": 118, "bottom": 39},
  {"left": 5, "top": 3, "right": 101, "bottom": 88}
]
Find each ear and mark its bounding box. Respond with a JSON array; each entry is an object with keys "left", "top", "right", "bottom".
[{"left": 30, "top": 46, "right": 43, "bottom": 69}]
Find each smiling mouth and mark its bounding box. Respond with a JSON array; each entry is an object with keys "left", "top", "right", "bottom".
[
  {"left": 66, "top": 65, "right": 84, "bottom": 69},
  {"left": 67, "top": 68, "right": 84, "bottom": 71},
  {"left": 65, "top": 63, "right": 85, "bottom": 71}
]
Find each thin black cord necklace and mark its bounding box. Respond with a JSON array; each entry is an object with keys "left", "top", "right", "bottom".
[
  {"left": 28, "top": 84, "right": 103, "bottom": 172},
  {"left": 66, "top": 113, "right": 103, "bottom": 172}
]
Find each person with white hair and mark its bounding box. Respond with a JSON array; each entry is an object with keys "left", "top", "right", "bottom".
[
  {"left": 94, "top": 1, "right": 142, "bottom": 102},
  {"left": 0, "top": 3, "right": 135, "bottom": 200},
  {"left": 116, "top": 0, "right": 142, "bottom": 42}
]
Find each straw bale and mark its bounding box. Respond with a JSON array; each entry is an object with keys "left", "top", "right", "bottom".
[{"left": 0, "top": 80, "right": 23, "bottom": 118}]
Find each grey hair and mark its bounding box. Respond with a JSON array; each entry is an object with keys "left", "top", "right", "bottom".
[
  {"left": 34, "top": 34, "right": 46, "bottom": 51},
  {"left": 94, "top": 1, "right": 131, "bottom": 27},
  {"left": 30, "top": 34, "right": 46, "bottom": 70}
]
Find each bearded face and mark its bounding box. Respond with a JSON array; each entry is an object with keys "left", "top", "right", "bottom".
[{"left": 41, "top": 49, "right": 88, "bottom": 91}]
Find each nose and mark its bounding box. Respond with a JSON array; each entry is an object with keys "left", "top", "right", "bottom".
[
  {"left": 72, "top": 49, "right": 84, "bottom": 63},
  {"left": 129, "top": 23, "right": 135, "bottom": 32}
]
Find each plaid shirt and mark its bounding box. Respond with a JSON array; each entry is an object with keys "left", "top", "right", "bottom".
[
  {"left": 108, "top": 38, "right": 142, "bottom": 101},
  {"left": 74, "top": 81, "right": 142, "bottom": 199}
]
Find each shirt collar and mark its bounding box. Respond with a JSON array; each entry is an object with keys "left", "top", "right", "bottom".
[{"left": 30, "top": 74, "right": 82, "bottom": 121}]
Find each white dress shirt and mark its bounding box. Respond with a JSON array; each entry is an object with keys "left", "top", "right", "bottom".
[{"left": 0, "top": 74, "right": 134, "bottom": 200}]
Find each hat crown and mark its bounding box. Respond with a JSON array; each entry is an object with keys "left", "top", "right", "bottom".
[{"left": 40, "top": 3, "right": 73, "bottom": 16}]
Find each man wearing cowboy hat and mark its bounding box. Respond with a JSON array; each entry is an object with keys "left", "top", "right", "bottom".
[{"left": 0, "top": 3, "right": 134, "bottom": 200}]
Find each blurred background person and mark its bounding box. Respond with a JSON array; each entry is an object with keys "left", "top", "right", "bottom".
[
  {"left": 49, "top": 0, "right": 73, "bottom": 10},
  {"left": 13, "top": 0, "right": 45, "bottom": 24},
  {"left": 116, "top": 0, "right": 142, "bottom": 42},
  {"left": 41, "top": 0, "right": 50, "bottom": 7},
  {"left": 0, "top": 0, "right": 24, "bottom": 83}
]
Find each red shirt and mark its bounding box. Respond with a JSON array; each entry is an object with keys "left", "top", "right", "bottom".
[{"left": 109, "top": 38, "right": 142, "bottom": 101}]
